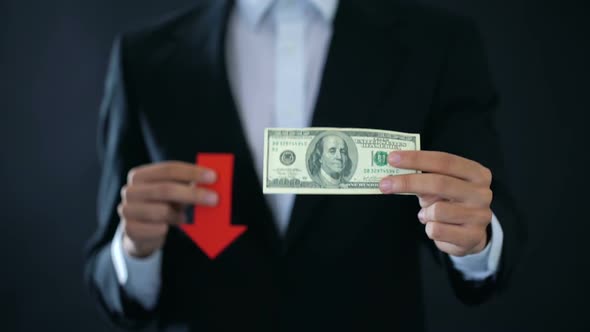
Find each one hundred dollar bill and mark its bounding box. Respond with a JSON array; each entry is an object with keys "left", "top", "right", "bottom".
[{"left": 263, "top": 128, "right": 421, "bottom": 194}]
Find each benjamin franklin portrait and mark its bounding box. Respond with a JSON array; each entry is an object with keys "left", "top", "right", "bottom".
[{"left": 306, "top": 131, "right": 358, "bottom": 188}]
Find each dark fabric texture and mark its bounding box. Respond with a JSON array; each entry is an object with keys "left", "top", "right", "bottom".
[{"left": 84, "top": 0, "right": 525, "bottom": 331}]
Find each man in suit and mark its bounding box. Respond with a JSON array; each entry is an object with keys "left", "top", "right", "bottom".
[{"left": 84, "top": 0, "right": 524, "bottom": 331}]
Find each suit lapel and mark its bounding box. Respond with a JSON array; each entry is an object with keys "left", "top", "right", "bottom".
[
  {"left": 168, "top": 0, "right": 283, "bottom": 255},
  {"left": 283, "top": 1, "right": 407, "bottom": 252}
]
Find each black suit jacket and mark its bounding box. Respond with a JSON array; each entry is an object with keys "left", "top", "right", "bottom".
[{"left": 85, "top": 1, "right": 525, "bottom": 331}]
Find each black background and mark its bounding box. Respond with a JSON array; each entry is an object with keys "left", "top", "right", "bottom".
[{"left": 1, "top": 0, "right": 588, "bottom": 331}]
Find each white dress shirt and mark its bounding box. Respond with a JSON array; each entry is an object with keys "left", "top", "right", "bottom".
[{"left": 110, "top": 0, "right": 504, "bottom": 310}]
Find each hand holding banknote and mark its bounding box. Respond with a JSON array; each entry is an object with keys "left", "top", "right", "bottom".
[
  {"left": 263, "top": 128, "right": 493, "bottom": 257},
  {"left": 379, "top": 151, "right": 493, "bottom": 256}
]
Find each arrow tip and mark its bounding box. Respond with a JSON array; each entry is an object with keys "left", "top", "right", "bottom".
[{"left": 182, "top": 225, "right": 247, "bottom": 260}]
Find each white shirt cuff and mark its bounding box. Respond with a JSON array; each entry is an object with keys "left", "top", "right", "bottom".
[
  {"left": 449, "top": 213, "right": 504, "bottom": 281},
  {"left": 110, "top": 223, "right": 162, "bottom": 310}
]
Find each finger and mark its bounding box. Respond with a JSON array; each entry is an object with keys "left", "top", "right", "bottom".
[
  {"left": 433, "top": 240, "right": 471, "bottom": 257},
  {"left": 128, "top": 161, "right": 217, "bottom": 185},
  {"left": 388, "top": 151, "right": 492, "bottom": 185},
  {"left": 122, "top": 183, "right": 219, "bottom": 206},
  {"left": 418, "top": 202, "right": 493, "bottom": 226},
  {"left": 118, "top": 202, "right": 185, "bottom": 225},
  {"left": 123, "top": 219, "right": 169, "bottom": 243},
  {"left": 380, "top": 173, "right": 491, "bottom": 205},
  {"left": 417, "top": 194, "right": 442, "bottom": 208},
  {"left": 425, "top": 222, "right": 483, "bottom": 251}
]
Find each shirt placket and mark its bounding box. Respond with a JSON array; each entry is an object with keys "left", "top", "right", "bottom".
[{"left": 272, "top": 0, "right": 306, "bottom": 233}]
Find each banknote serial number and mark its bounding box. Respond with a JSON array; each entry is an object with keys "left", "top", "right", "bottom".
[
  {"left": 363, "top": 168, "right": 399, "bottom": 174},
  {"left": 271, "top": 141, "right": 307, "bottom": 147}
]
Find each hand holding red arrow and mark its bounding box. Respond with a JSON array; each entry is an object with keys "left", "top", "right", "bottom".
[{"left": 180, "top": 153, "right": 246, "bottom": 259}]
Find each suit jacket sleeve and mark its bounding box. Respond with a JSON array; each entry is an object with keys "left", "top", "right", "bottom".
[
  {"left": 422, "top": 18, "right": 527, "bottom": 305},
  {"left": 83, "top": 36, "right": 156, "bottom": 329}
]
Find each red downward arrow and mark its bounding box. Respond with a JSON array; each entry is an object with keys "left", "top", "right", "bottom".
[{"left": 180, "top": 153, "right": 246, "bottom": 260}]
